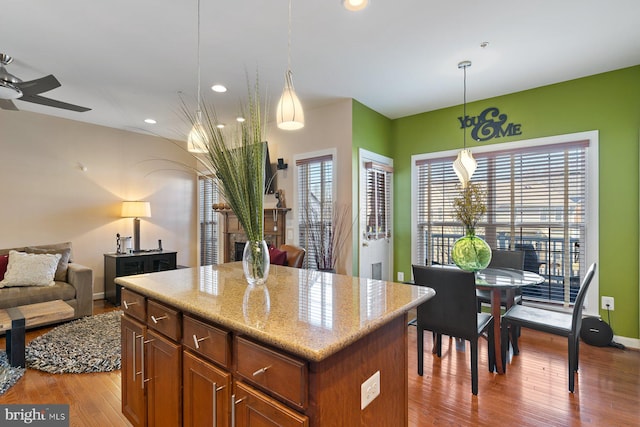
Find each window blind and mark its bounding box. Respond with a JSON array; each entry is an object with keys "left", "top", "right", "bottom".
[
  {"left": 365, "top": 164, "right": 392, "bottom": 240},
  {"left": 199, "top": 176, "right": 219, "bottom": 266},
  {"left": 416, "top": 140, "right": 588, "bottom": 304},
  {"left": 297, "top": 155, "right": 333, "bottom": 270}
]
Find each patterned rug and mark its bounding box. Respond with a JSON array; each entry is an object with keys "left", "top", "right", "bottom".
[
  {"left": 0, "top": 351, "right": 25, "bottom": 395},
  {"left": 25, "top": 311, "right": 122, "bottom": 374}
]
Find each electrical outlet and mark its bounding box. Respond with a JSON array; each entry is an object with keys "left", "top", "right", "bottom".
[
  {"left": 601, "top": 296, "right": 615, "bottom": 311},
  {"left": 397, "top": 272, "right": 404, "bottom": 282},
  {"left": 361, "top": 370, "right": 380, "bottom": 410}
]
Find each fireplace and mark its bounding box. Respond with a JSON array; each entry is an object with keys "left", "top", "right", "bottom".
[{"left": 234, "top": 242, "right": 245, "bottom": 261}]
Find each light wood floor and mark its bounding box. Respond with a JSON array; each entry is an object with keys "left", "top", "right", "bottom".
[{"left": 0, "top": 301, "right": 638, "bottom": 426}]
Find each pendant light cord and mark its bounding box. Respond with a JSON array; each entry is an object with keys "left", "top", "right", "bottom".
[
  {"left": 196, "top": 0, "right": 202, "bottom": 110},
  {"left": 462, "top": 63, "right": 467, "bottom": 150},
  {"left": 287, "top": 0, "right": 292, "bottom": 71}
]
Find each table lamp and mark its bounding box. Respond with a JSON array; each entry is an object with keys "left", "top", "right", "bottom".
[{"left": 121, "top": 201, "right": 151, "bottom": 252}]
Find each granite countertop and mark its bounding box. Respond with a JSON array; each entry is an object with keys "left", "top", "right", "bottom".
[{"left": 115, "top": 262, "right": 434, "bottom": 362}]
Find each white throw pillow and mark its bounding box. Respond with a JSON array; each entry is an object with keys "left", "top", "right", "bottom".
[{"left": 0, "top": 250, "right": 62, "bottom": 288}]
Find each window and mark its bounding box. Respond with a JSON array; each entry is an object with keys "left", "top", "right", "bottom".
[
  {"left": 414, "top": 138, "right": 592, "bottom": 305},
  {"left": 296, "top": 153, "right": 334, "bottom": 270},
  {"left": 364, "top": 162, "right": 392, "bottom": 240},
  {"left": 199, "top": 176, "right": 219, "bottom": 266}
]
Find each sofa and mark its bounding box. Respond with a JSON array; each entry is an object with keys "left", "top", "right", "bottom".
[{"left": 0, "top": 242, "right": 93, "bottom": 323}]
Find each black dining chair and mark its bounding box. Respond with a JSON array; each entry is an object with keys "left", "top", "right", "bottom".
[
  {"left": 476, "top": 249, "right": 525, "bottom": 312},
  {"left": 500, "top": 262, "right": 597, "bottom": 393},
  {"left": 412, "top": 265, "right": 495, "bottom": 395}
]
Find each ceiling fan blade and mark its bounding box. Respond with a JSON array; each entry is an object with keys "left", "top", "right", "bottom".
[
  {"left": 0, "top": 99, "right": 19, "bottom": 110},
  {"left": 20, "top": 94, "right": 91, "bottom": 112},
  {"left": 17, "top": 74, "right": 61, "bottom": 96}
]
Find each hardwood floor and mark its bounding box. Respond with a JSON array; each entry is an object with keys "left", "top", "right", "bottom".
[{"left": 0, "top": 301, "right": 638, "bottom": 426}]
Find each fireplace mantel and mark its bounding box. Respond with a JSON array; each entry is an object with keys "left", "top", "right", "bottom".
[{"left": 220, "top": 208, "right": 291, "bottom": 263}]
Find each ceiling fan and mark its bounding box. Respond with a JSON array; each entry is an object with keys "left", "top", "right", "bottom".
[{"left": 0, "top": 53, "right": 90, "bottom": 112}]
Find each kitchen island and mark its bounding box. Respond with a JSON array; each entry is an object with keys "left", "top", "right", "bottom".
[{"left": 116, "top": 262, "right": 434, "bottom": 426}]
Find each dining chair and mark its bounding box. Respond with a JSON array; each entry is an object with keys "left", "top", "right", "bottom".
[
  {"left": 278, "top": 244, "right": 306, "bottom": 268},
  {"left": 476, "top": 249, "right": 525, "bottom": 312},
  {"left": 500, "top": 262, "right": 597, "bottom": 393},
  {"left": 412, "top": 265, "right": 495, "bottom": 395}
]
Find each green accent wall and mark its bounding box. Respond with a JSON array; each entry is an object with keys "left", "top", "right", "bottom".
[
  {"left": 351, "top": 100, "right": 393, "bottom": 275},
  {"left": 390, "top": 65, "right": 640, "bottom": 338},
  {"left": 349, "top": 66, "right": 640, "bottom": 338}
]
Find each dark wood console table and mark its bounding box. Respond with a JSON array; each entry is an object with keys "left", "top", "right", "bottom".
[{"left": 104, "top": 251, "right": 177, "bottom": 305}]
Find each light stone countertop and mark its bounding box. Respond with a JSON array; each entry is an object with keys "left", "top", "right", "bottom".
[{"left": 115, "top": 262, "right": 435, "bottom": 362}]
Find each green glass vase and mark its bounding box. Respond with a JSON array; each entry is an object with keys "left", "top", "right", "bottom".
[{"left": 451, "top": 231, "right": 492, "bottom": 272}]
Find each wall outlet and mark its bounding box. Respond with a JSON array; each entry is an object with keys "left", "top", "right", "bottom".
[
  {"left": 601, "top": 296, "right": 614, "bottom": 311},
  {"left": 397, "top": 272, "right": 404, "bottom": 282},
  {"left": 361, "top": 370, "right": 380, "bottom": 410}
]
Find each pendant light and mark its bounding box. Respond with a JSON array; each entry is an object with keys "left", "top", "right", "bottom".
[
  {"left": 452, "top": 60, "right": 477, "bottom": 187},
  {"left": 187, "top": 0, "right": 207, "bottom": 153},
  {"left": 276, "top": 0, "right": 304, "bottom": 130}
]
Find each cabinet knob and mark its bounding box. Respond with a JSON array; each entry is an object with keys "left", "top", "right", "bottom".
[
  {"left": 193, "top": 334, "right": 210, "bottom": 349},
  {"left": 151, "top": 314, "right": 168, "bottom": 324},
  {"left": 252, "top": 365, "right": 271, "bottom": 377},
  {"left": 123, "top": 300, "right": 138, "bottom": 310}
]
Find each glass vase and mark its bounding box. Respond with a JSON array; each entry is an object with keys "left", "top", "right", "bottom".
[
  {"left": 451, "top": 231, "right": 492, "bottom": 272},
  {"left": 242, "top": 240, "right": 270, "bottom": 286}
]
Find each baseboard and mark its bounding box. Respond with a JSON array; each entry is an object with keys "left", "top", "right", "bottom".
[{"left": 93, "top": 292, "right": 105, "bottom": 300}]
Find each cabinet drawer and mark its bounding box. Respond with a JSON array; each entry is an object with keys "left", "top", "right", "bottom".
[
  {"left": 147, "top": 300, "right": 181, "bottom": 341},
  {"left": 183, "top": 316, "right": 231, "bottom": 368},
  {"left": 121, "top": 288, "right": 146, "bottom": 322},
  {"left": 235, "top": 336, "right": 308, "bottom": 409}
]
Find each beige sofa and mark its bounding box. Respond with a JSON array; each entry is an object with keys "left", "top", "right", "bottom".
[{"left": 0, "top": 242, "right": 93, "bottom": 322}]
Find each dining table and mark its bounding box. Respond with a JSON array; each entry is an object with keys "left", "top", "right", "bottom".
[{"left": 475, "top": 267, "right": 545, "bottom": 374}]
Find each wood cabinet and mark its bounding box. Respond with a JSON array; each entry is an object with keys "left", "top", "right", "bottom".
[
  {"left": 105, "top": 251, "right": 177, "bottom": 305},
  {"left": 183, "top": 350, "right": 231, "bottom": 427},
  {"left": 121, "top": 289, "right": 182, "bottom": 427},
  {"left": 221, "top": 209, "right": 290, "bottom": 262}
]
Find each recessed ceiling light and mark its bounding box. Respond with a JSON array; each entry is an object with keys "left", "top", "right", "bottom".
[
  {"left": 216, "top": 124, "right": 225, "bottom": 129},
  {"left": 343, "top": 0, "right": 368, "bottom": 11},
  {"left": 236, "top": 117, "right": 245, "bottom": 122},
  {"left": 211, "top": 84, "right": 227, "bottom": 93},
  {"left": 144, "top": 118, "right": 157, "bottom": 124}
]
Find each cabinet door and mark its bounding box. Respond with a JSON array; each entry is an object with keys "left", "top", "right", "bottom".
[
  {"left": 233, "top": 381, "right": 308, "bottom": 427},
  {"left": 183, "top": 350, "right": 231, "bottom": 427},
  {"left": 121, "top": 316, "right": 146, "bottom": 427},
  {"left": 146, "top": 330, "right": 182, "bottom": 427}
]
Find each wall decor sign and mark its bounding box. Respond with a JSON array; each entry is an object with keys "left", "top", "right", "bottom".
[{"left": 458, "top": 107, "right": 522, "bottom": 142}]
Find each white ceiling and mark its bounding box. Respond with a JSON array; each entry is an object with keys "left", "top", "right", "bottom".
[{"left": 2, "top": 0, "right": 639, "bottom": 140}]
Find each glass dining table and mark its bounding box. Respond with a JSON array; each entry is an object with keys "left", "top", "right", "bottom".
[{"left": 475, "top": 267, "right": 545, "bottom": 374}]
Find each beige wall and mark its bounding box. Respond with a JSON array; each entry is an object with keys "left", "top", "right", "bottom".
[
  {"left": 265, "top": 99, "right": 354, "bottom": 274},
  {"left": 0, "top": 109, "right": 198, "bottom": 299}
]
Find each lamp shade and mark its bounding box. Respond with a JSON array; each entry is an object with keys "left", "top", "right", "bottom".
[
  {"left": 276, "top": 71, "right": 304, "bottom": 130},
  {"left": 452, "top": 149, "right": 477, "bottom": 188},
  {"left": 121, "top": 201, "right": 151, "bottom": 218}
]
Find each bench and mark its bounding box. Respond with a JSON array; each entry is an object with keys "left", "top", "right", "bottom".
[{"left": 0, "top": 300, "right": 75, "bottom": 367}]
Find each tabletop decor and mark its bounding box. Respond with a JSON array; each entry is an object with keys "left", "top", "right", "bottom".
[
  {"left": 451, "top": 182, "right": 492, "bottom": 272},
  {"left": 184, "top": 79, "right": 270, "bottom": 285}
]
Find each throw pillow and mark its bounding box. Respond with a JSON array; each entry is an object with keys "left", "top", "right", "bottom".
[
  {"left": 25, "top": 246, "right": 72, "bottom": 282},
  {"left": 0, "top": 250, "right": 62, "bottom": 288},
  {"left": 0, "top": 254, "right": 8, "bottom": 281},
  {"left": 268, "top": 246, "right": 288, "bottom": 266}
]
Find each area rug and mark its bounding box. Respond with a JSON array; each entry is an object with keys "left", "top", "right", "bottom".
[
  {"left": 25, "top": 311, "right": 122, "bottom": 374},
  {"left": 0, "top": 351, "right": 25, "bottom": 395}
]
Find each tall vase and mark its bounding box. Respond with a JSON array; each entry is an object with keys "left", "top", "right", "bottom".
[
  {"left": 242, "top": 240, "right": 270, "bottom": 286},
  {"left": 451, "top": 230, "right": 492, "bottom": 272}
]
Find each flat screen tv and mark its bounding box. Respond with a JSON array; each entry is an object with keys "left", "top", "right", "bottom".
[{"left": 264, "top": 142, "right": 276, "bottom": 195}]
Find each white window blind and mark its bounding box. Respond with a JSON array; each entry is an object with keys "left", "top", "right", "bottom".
[
  {"left": 199, "top": 176, "right": 219, "bottom": 266},
  {"left": 297, "top": 155, "right": 333, "bottom": 270},
  {"left": 365, "top": 162, "right": 392, "bottom": 240},
  {"left": 416, "top": 140, "right": 589, "bottom": 304}
]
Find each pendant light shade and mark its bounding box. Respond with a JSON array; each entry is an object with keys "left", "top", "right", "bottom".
[
  {"left": 277, "top": 70, "right": 304, "bottom": 130},
  {"left": 453, "top": 60, "right": 476, "bottom": 187},
  {"left": 188, "top": 110, "right": 208, "bottom": 153},
  {"left": 277, "top": 0, "right": 304, "bottom": 130}
]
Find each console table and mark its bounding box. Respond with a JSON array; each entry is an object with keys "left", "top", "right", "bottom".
[{"left": 104, "top": 251, "right": 177, "bottom": 305}]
